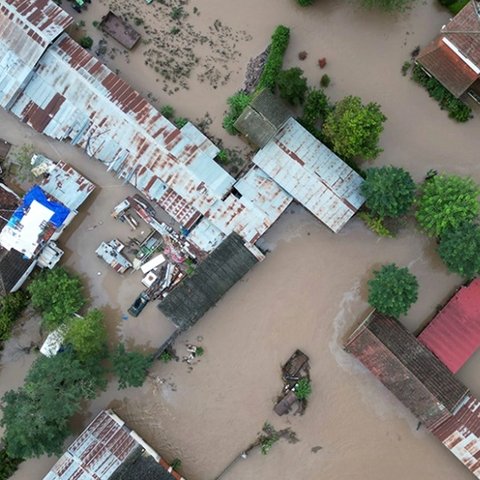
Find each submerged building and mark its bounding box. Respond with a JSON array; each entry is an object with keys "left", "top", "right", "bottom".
[
  {"left": 0, "top": 153, "right": 94, "bottom": 292},
  {"left": 44, "top": 409, "right": 185, "bottom": 480},
  {"left": 346, "top": 280, "right": 480, "bottom": 479}
]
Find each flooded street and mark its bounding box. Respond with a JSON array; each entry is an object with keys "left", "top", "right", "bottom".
[{"left": 1, "top": 0, "right": 480, "bottom": 479}]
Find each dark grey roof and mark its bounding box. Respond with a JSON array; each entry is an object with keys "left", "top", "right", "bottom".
[
  {"left": 158, "top": 233, "right": 258, "bottom": 329},
  {"left": 0, "top": 247, "right": 34, "bottom": 296},
  {"left": 234, "top": 90, "right": 292, "bottom": 148},
  {"left": 345, "top": 312, "right": 469, "bottom": 429},
  {"left": 110, "top": 447, "right": 175, "bottom": 480}
]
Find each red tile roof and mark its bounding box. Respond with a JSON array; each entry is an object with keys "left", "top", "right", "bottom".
[
  {"left": 418, "top": 279, "right": 480, "bottom": 374},
  {"left": 417, "top": 1, "right": 480, "bottom": 97}
]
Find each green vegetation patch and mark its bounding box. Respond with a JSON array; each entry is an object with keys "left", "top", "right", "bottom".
[{"left": 412, "top": 65, "right": 472, "bottom": 122}]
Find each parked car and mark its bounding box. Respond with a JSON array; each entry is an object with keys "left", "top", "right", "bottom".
[{"left": 128, "top": 292, "right": 150, "bottom": 317}]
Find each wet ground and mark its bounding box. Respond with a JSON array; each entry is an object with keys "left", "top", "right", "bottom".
[{"left": 2, "top": 0, "right": 480, "bottom": 479}]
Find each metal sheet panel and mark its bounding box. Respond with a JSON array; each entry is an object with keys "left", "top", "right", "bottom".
[
  {"left": 418, "top": 279, "right": 480, "bottom": 374},
  {"left": 252, "top": 117, "right": 365, "bottom": 233}
]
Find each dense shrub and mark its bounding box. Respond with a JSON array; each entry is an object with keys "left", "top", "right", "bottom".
[
  {"left": 412, "top": 65, "right": 472, "bottom": 122},
  {"left": 256, "top": 26, "right": 290, "bottom": 92},
  {"left": 300, "top": 88, "right": 330, "bottom": 136},
  {"left": 222, "top": 92, "right": 251, "bottom": 134},
  {"left": 0, "top": 447, "right": 23, "bottom": 480},
  {"left": 358, "top": 212, "right": 394, "bottom": 237},
  {"left": 160, "top": 105, "right": 175, "bottom": 119},
  {"left": 276, "top": 68, "right": 308, "bottom": 105},
  {"left": 297, "top": 0, "right": 314, "bottom": 5},
  {"left": 174, "top": 117, "right": 188, "bottom": 128},
  {"left": 79, "top": 36, "right": 93, "bottom": 49},
  {"left": 438, "top": 0, "right": 469, "bottom": 14},
  {"left": 0, "top": 291, "right": 29, "bottom": 342}
]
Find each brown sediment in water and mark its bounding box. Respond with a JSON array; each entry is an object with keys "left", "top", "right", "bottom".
[{"left": 1, "top": 0, "right": 480, "bottom": 479}]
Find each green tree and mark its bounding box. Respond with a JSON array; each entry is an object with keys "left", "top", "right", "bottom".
[
  {"left": 416, "top": 174, "right": 480, "bottom": 237},
  {"left": 0, "top": 290, "right": 29, "bottom": 341},
  {"left": 368, "top": 263, "right": 419, "bottom": 318},
  {"left": 300, "top": 88, "right": 330, "bottom": 133},
  {"left": 28, "top": 267, "right": 85, "bottom": 331},
  {"left": 79, "top": 36, "right": 93, "bottom": 49},
  {"left": 0, "top": 447, "right": 23, "bottom": 479},
  {"left": 276, "top": 68, "right": 308, "bottom": 105},
  {"left": 438, "top": 223, "right": 480, "bottom": 278},
  {"left": 65, "top": 309, "right": 107, "bottom": 361},
  {"left": 360, "top": 0, "right": 416, "bottom": 11},
  {"left": 111, "top": 343, "right": 153, "bottom": 389},
  {"left": 12, "top": 144, "right": 35, "bottom": 182},
  {"left": 1, "top": 352, "right": 107, "bottom": 458},
  {"left": 362, "top": 166, "right": 416, "bottom": 218},
  {"left": 222, "top": 92, "right": 251, "bottom": 134},
  {"left": 323, "top": 96, "right": 386, "bottom": 161}
]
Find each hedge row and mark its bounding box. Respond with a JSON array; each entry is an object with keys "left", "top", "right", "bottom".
[
  {"left": 256, "top": 25, "right": 290, "bottom": 92},
  {"left": 412, "top": 64, "right": 472, "bottom": 122}
]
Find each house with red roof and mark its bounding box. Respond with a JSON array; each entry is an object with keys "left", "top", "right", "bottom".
[{"left": 417, "top": 1, "right": 480, "bottom": 101}]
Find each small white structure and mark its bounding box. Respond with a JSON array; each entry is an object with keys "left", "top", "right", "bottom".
[{"left": 40, "top": 324, "right": 68, "bottom": 357}]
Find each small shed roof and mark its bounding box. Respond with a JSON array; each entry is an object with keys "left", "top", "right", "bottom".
[
  {"left": 234, "top": 90, "right": 292, "bottom": 148},
  {"left": 418, "top": 279, "right": 480, "bottom": 374},
  {"left": 158, "top": 233, "right": 258, "bottom": 329},
  {"left": 100, "top": 11, "right": 141, "bottom": 50},
  {"left": 345, "top": 311, "right": 469, "bottom": 429},
  {"left": 252, "top": 117, "right": 365, "bottom": 233},
  {"left": 0, "top": 246, "right": 35, "bottom": 296},
  {"left": 417, "top": 1, "right": 480, "bottom": 97}
]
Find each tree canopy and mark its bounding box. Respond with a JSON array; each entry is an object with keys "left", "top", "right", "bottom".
[
  {"left": 362, "top": 166, "right": 416, "bottom": 218},
  {"left": 438, "top": 223, "right": 480, "bottom": 278},
  {"left": 276, "top": 67, "right": 308, "bottom": 106},
  {"left": 1, "top": 351, "right": 107, "bottom": 458},
  {"left": 359, "top": 0, "right": 416, "bottom": 11},
  {"left": 111, "top": 343, "right": 153, "bottom": 389},
  {"left": 28, "top": 267, "right": 85, "bottom": 331},
  {"left": 416, "top": 174, "right": 480, "bottom": 237},
  {"left": 367, "top": 263, "right": 419, "bottom": 318},
  {"left": 65, "top": 309, "right": 107, "bottom": 361},
  {"left": 322, "top": 96, "right": 386, "bottom": 161}
]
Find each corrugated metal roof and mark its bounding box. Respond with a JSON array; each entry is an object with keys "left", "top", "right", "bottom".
[
  {"left": 418, "top": 279, "right": 480, "bottom": 374},
  {"left": 44, "top": 410, "right": 182, "bottom": 480},
  {"left": 188, "top": 167, "right": 292, "bottom": 251},
  {"left": 252, "top": 118, "right": 365, "bottom": 233},
  {"left": 0, "top": 0, "right": 71, "bottom": 108},
  {"left": 9, "top": 34, "right": 235, "bottom": 229},
  {"left": 35, "top": 155, "right": 95, "bottom": 210},
  {"left": 345, "top": 311, "right": 469, "bottom": 430},
  {"left": 431, "top": 394, "right": 480, "bottom": 478}
]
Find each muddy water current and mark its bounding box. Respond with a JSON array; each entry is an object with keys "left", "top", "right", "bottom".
[{"left": 1, "top": 0, "right": 480, "bottom": 479}]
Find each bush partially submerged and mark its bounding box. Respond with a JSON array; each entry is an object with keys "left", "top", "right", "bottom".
[
  {"left": 222, "top": 92, "right": 251, "bottom": 135},
  {"left": 257, "top": 26, "right": 290, "bottom": 92},
  {"left": 0, "top": 291, "right": 29, "bottom": 342},
  {"left": 412, "top": 65, "right": 472, "bottom": 122}
]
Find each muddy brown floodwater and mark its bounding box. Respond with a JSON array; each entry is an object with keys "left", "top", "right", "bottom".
[{"left": 2, "top": 0, "right": 480, "bottom": 479}]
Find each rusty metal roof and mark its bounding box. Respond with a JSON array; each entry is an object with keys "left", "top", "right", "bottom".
[
  {"left": 100, "top": 11, "right": 141, "bottom": 50},
  {"left": 345, "top": 311, "right": 469, "bottom": 430},
  {"left": 188, "top": 167, "right": 292, "bottom": 252},
  {"left": 252, "top": 118, "right": 365, "bottom": 233},
  {"left": 34, "top": 154, "right": 95, "bottom": 210},
  {"left": 10, "top": 33, "right": 235, "bottom": 228},
  {"left": 0, "top": 0, "right": 71, "bottom": 108},
  {"left": 43, "top": 410, "right": 168, "bottom": 480},
  {"left": 418, "top": 279, "right": 480, "bottom": 374},
  {"left": 430, "top": 394, "right": 480, "bottom": 478}
]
